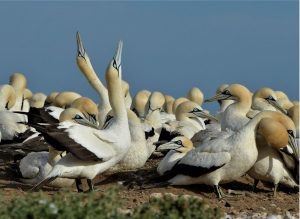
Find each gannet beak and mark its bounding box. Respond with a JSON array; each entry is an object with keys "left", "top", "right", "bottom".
[
  {"left": 76, "top": 31, "right": 86, "bottom": 58},
  {"left": 205, "top": 93, "right": 232, "bottom": 103},
  {"left": 75, "top": 117, "right": 98, "bottom": 129},
  {"left": 193, "top": 110, "right": 218, "bottom": 122},
  {"left": 113, "top": 40, "right": 123, "bottom": 79},
  {"left": 288, "top": 134, "right": 299, "bottom": 160},
  {"left": 267, "top": 99, "right": 287, "bottom": 114},
  {"left": 157, "top": 142, "right": 181, "bottom": 151}
]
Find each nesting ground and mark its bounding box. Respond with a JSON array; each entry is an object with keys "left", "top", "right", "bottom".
[{"left": 0, "top": 158, "right": 298, "bottom": 218}]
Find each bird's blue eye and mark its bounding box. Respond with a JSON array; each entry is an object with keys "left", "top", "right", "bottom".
[
  {"left": 74, "top": 114, "right": 83, "bottom": 119},
  {"left": 175, "top": 140, "right": 182, "bottom": 145},
  {"left": 223, "top": 90, "right": 230, "bottom": 95},
  {"left": 193, "top": 108, "right": 200, "bottom": 112}
]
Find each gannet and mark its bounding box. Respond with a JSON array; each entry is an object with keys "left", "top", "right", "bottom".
[
  {"left": 29, "top": 93, "right": 47, "bottom": 108},
  {"left": 131, "top": 90, "right": 151, "bottom": 119},
  {"left": 0, "top": 84, "right": 28, "bottom": 142},
  {"left": 187, "top": 87, "right": 204, "bottom": 106},
  {"left": 247, "top": 115, "right": 298, "bottom": 196},
  {"left": 106, "top": 109, "right": 154, "bottom": 171},
  {"left": 0, "top": 84, "right": 16, "bottom": 110},
  {"left": 76, "top": 32, "right": 110, "bottom": 127},
  {"left": 157, "top": 136, "right": 193, "bottom": 176},
  {"left": 252, "top": 87, "right": 286, "bottom": 114},
  {"left": 45, "top": 92, "right": 59, "bottom": 106},
  {"left": 161, "top": 101, "right": 215, "bottom": 140},
  {"left": 8, "top": 73, "right": 28, "bottom": 112},
  {"left": 18, "top": 108, "right": 92, "bottom": 188},
  {"left": 32, "top": 40, "right": 131, "bottom": 192},
  {"left": 160, "top": 111, "right": 290, "bottom": 199},
  {"left": 214, "top": 84, "right": 234, "bottom": 120},
  {"left": 121, "top": 80, "right": 132, "bottom": 108},
  {"left": 172, "top": 97, "right": 189, "bottom": 114},
  {"left": 276, "top": 91, "right": 294, "bottom": 111},
  {"left": 160, "top": 95, "right": 176, "bottom": 124},
  {"left": 163, "top": 95, "right": 175, "bottom": 114},
  {"left": 205, "top": 84, "right": 252, "bottom": 131},
  {"left": 53, "top": 91, "right": 81, "bottom": 108}
]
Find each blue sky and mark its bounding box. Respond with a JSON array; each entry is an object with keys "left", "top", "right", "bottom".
[{"left": 0, "top": 1, "right": 298, "bottom": 112}]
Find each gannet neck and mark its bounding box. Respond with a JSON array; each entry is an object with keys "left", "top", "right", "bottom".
[
  {"left": 145, "top": 91, "right": 165, "bottom": 116},
  {"left": 54, "top": 91, "right": 81, "bottom": 108},
  {"left": 132, "top": 90, "right": 151, "bottom": 118},
  {"left": 164, "top": 95, "right": 175, "bottom": 114},
  {"left": 0, "top": 85, "right": 16, "bottom": 110},
  {"left": 121, "top": 80, "right": 132, "bottom": 108},
  {"left": 45, "top": 92, "right": 59, "bottom": 105},
  {"left": 76, "top": 32, "right": 110, "bottom": 110},
  {"left": 227, "top": 84, "right": 252, "bottom": 115},
  {"left": 257, "top": 118, "right": 289, "bottom": 149},
  {"left": 9, "top": 73, "right": 27, "bottom": 92},
  {"left": 187, "top": 87, "right": 204, "bottom": 106},
  {"left": 105, "top": 41, "right": 127, "bottom": 122},
  {"left": 252, "top": 87, "right": 286, "bottom": 113},
  {"left": 172, "top": 97, "right": 189, "bottom": 114},
  {"left": 30, "top": 93, "right": 47, "bottom": 108}
]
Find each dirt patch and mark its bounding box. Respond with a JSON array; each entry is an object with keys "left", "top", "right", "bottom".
[{"left": 0, "top": 158, "right": 298, "bottom": 218}]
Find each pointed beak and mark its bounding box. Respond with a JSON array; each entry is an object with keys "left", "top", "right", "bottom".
[
  {"left": 193, "top": 110, "right": 218, "bottom": 122},
  {"left": 288, "top": 134, "right": 299, "bottom": 160},
  {"left": 75, "top": 118, "right": 99, "bottom": 129},
  {"left": 113, "top": 40, "right": 123, "bottom": 79},
  {"left": 267, "top": 99, "right": 287, "bottom": 114},
  {"left": 157, "top": 142, "right": 181, "bottom": 151},
  {"left": 205, "top": 93, "right": 232, "bottom": 103},
  {"left": 76, "top": 31, "right": 86, "bottom": 58}
]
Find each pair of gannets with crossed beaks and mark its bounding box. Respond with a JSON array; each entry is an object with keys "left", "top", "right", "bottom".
[
  {"left": 155, "top": 111, "right": 295, "bottom": 199},
  {"left": 32, "top": 40, "right": 131, "bottom": 192},
  {"left": 76, "top": 32, "right": 132, "bottom": 126}
]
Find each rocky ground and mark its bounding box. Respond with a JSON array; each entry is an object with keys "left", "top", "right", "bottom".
[{"left": 0, "top": 158, "right": 298, "bottom": 218}]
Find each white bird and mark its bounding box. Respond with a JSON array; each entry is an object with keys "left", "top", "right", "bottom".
[
  {"left": 205, "top": 84, "right": 252, "bottom": 132},
  {"left": 156, "top": 136, "right": 194, "bottom": 176},
  {"left": 247, "top": 115, "right": 298, "bottom": 196},
  {"left": 106, "top": 109, "right": 154, "bottom": 171},
  {"left": 53, "top": 91, "right": 81, "bottom": 109},
  {"left": 0, "top": 85, "right": 28, "bottom": 142},
  {"left": 186, "top": 87, "right": 204, "bottom": 107},
  {"left": 19, "top": 107, "right": 98, "bottom": 188},
  {"left": 32, "top": 40, "right": 130, "bottom": 192},
  {"left": 8, "top": 73, "right": 30, "bottom": 112},
  {"left": 251, "top": 87, "right": 286, "bottom": 115},
  {"left": 29, "top": 93, "right": 47, "bottom": 109},
  {"left": 131, "top": 90, "right": 151, "bottom": 119},
  {"left": 159, "top": 111, "right": 290, "bottom": 199}
]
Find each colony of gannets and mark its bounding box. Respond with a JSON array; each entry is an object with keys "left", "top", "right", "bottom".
[{"left": 0, "top": 32, "right": 298, "bottom": 198}]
